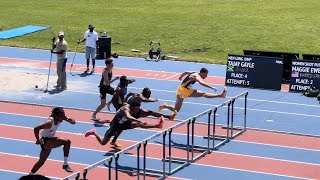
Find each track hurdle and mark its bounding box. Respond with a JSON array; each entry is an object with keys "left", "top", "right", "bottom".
[
  {"left": 163, "top": 109, "right": 214, "bottom": 175},
  {"left": 221, "top": 91, "right": 249, "bottom": 139}
]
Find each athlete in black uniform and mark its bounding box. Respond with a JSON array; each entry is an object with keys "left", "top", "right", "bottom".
[
  {"left": 108, "top": 85, "right": 174, "bottom": 147},
  {"left": 91, "top": 58, "right": 119, "bottom": 121},
  {"left": 111, "top": 76, "right": 135, "bottom": 111},
  {"left": 85, "top": 100, "right": 171, "bottom": 146}
]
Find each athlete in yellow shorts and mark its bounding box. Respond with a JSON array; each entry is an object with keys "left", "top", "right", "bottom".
[{"left": 158, "top": 68, "right": 227, "bottom": 118}]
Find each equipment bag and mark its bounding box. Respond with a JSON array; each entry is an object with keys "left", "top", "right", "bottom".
[{"left": 303, "top": 86, "right": 320, "bottom": 97}]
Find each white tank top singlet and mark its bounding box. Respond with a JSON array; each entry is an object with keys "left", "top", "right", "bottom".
[{"left": 40, "top": 117, "right": 61, "bottom": 138}]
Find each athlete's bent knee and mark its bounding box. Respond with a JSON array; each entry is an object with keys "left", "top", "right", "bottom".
[
  {"left": 101, "top": 138, "right": 110, "bottom": 145},
  {"left": 66, "top": 139, "right": 71, "bottom": 145},
  {"left": 101, "top": 141, "right": 107, "bottom": 145}
]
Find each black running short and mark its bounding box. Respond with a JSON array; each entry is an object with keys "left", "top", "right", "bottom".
[
  {"left": 119, "top": 121, "right": 133, "bottom": 130},
  {"left": 99, "top": 85, "right": 115, "bottom": 99},
  {"left": 39, "top": 137, "right": 54, "bottom": 150},
  {"left": 105, "top": 119, "right": 133, "bottom": 139}
]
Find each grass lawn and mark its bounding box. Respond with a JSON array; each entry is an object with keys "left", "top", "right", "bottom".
[{"left": 0, "top": 0, "right": 320, "bottom": 64}]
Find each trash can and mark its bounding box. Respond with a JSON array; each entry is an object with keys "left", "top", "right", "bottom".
[{"left": 96, "top": 31, "right": 111, "bottom": 59}]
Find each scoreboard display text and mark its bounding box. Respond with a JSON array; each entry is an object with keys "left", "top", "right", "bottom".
[
  {"left": 290, "top": 60, "right": 320, "bottom": 92},
  {"left": 226, "top": 55, "right": 283, "bottom": 90}
]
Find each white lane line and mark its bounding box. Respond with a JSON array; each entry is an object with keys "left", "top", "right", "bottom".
[
  {"left": 69, "top": 81, "right": 318, "bottom": 108},
  {"left": 166, "top": 73, "right": 179, "bottom": 80},
  {"left": 39, "top": 88, "right": 320, "bottom": 118}
]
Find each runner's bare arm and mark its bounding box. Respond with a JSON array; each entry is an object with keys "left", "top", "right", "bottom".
[
  {"left": 33, "top": 120, "right": 51, "bottom": 143},
  {"left": 102, "top": 70, "right": 120, "bottom": 85},
  {"left": 178, "top": 71, "right": 193, "bottom": 80},
  {"left": 195, "top": 74, "right": 217, "bottom": 91},
  {"left": 141, "top": 95, "right": 158, "bottom": 102},
  {"left": 65, "top": 117, "right": 76, "bottom": 124},
  {"left": 123, "top": 107, "right": 143, "bottom": 123},
  {"left": 110, "top": 76, "right": 120, "bottom": 83},
  {"left": 128, "top": 79, "right": 135, "bottom": 84},
  {"left": 140, "top": 109, "right": 169, "bottom": 119}
]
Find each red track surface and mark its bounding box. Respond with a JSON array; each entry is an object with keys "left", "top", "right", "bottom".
[
  {"left": 0, "top": 101, "right": 233, "bottom": 137},
  {"left": 0, "top": 152, "right": 160, "bottom": 180}
]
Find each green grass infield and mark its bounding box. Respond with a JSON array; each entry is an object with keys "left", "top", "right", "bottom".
[{"left": 0, "top": 0, "right": 319, "bottom": 64}]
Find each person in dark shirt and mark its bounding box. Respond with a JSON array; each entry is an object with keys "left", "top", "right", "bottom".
[
  {"left": 91, "top": 58, "right": 119, "bottom": 121},
  {"left": 125, "top": 87, "right": 158, "bottom": 104},
  {"left": 111, "top": 76, "right": 135, "bottom": 111},
  {"left": 85, "top": 100, "right": 172, "bottom": 147}
]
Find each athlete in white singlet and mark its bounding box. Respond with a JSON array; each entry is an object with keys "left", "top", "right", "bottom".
[{"left": 29, "top": 107, "right": 76, "bottom": 175}]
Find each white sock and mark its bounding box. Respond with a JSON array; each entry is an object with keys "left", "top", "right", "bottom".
[
  {"left": 29, "top": 172, "right": 34, "bottom": 175},
  {"left": 64, "top": 157, "right": 68, "bottom": 166}
]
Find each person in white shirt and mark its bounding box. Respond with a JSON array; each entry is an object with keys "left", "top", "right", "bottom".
[
  {"left": 78, "top": 24, "right": 99, "bottom": 73},
  {"left": 52, "top": 31, "right": 68, "bottom": 90},
  {"left": 29, "top": 107, "right": 76, "bottom": 175}
]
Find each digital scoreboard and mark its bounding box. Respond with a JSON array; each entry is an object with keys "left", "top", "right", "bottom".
[
  {"left": 226, "top": 54, "right": 284, "bottom": 90},
  {"left": 289, "top": 59, "right": 320, "bottom": 92}
]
